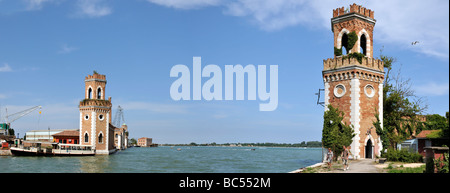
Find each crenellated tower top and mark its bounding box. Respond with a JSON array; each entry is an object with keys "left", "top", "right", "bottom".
[{"left": 333, "top": 3, "right": 374, "bottom": 19}]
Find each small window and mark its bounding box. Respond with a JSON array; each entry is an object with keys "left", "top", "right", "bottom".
[
  {"left": 88, "top": 88, "right": 93, "bottom": 99},
  {"left": 84, "top": 114, "right": 89, "bottom": 120},
  {"left": 360, "top": 34, "right": 367, "bottom": 56},
  {"left": 97, "top": 87, "right": 102, "bottom": 99},
  {"left": 99, "top": 114, "right": 104, "bottom": 121},
  {"left": 98, "top": 133, "right": 103, "bottom": 144},
  {"left": 342, "top": 33, "right": 349, "bottom": 55},
  {"left": 84, "top": 133, "right": 89, "bottom": 143}
]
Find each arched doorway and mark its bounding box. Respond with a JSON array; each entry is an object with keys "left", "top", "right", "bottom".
[{"left": 365, "top": 139, "right": 373, "bottom": 159}]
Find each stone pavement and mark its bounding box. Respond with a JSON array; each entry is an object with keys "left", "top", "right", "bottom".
[{"left": 326, "top": 159, "right": 384, "bottom": 173}]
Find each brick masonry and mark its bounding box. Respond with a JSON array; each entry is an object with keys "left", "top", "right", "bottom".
[{"left": 323, "top": 4, "right": 384, "bottom": 159}]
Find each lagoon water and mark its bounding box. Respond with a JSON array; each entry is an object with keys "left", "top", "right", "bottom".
[{"left": 1, "top": 146, "right": 322, "bottom": 173}]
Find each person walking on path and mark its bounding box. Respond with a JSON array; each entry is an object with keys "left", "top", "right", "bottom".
[
  {"left": 341, "top": 146, "right": 352, "bottom": 171},
  {"left": 326, "top": 148, "right": 333, "bottom": 169}
]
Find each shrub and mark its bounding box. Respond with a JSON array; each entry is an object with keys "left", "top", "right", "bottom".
[
  {"left": 334, "top": 47, "right": 342, "bottom": 56},
  {"left": 383, "top": 148, "right": 423, "bottom": 163}
]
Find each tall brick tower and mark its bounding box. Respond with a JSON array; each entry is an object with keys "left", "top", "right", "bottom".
[
  {"left": 322, "top": 4, "right": 384, "bottom": 159},
  {"left": 79, "top": 72, "right": 115, "bottom": 154}
]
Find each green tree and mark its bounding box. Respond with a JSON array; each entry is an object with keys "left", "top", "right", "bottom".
[
  {"left": 322, "top": 105, "right": 355, "bottom": 158},
  {"left": 375, "top": 50, "right": 428, "bottom": 152},
  {"left": 129, "top": 138, "right": 137, "bottom": 145}
]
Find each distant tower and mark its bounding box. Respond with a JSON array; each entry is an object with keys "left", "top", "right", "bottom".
[
  {"left": 79, "top": 72, "right": 115, "bottom": 154},
  {"left": 322, "top": 4, "right": 384, "bottom": 159}
]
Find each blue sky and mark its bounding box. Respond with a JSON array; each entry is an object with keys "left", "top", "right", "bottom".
[{"left": 0, "top": 0, "right": 448, "bottom": 144}]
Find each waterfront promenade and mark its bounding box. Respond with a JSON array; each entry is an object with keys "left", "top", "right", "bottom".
[{"left": 292, "top": 159, "right": 421, "bottom": 173}]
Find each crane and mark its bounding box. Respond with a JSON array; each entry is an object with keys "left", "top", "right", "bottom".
[
  {"left": 3, "top": 106, "right": 42, "bottom": 124},
  {"left": 113, "top": 105, "right": 125, "bottom": 128},
  {"left": 1, "top": 106, "right": 42, "bottom": 135}
]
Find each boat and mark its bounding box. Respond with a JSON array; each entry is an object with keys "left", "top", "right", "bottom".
[{"left": 10, "top": 141, "right": 95, "bottom": 156}]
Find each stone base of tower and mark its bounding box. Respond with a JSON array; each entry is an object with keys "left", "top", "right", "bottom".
[{"left": 95, "top": 149, "right": 117, "bottom": 155}]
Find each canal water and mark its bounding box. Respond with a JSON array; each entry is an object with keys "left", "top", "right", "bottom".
[{"left": 0, "top": 146, "right": 322, "bottom": 173}]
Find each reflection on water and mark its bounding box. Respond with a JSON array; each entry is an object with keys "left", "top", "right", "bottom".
[
  {"left": 1, "top": 146, "right": 323, "bottom": 173},
  {"left": 79, "top": 156, "right": 110, "bottom": 173}
]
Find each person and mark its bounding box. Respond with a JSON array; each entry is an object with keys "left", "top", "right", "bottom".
[
  {"left": 326, "top": 148, "right": 333, "bottom": 169},
  {"left": 341, "top": 146, "right": 352, "bottom": 171}
]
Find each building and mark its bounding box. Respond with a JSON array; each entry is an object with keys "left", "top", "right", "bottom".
[
  {"left": 79, "top": 72, "right": 116, "bottom": 154},
  {"left": 138, "top": 137, "right": 153, "bottom": 147},
  {"left": 25, "top": 129, "right": 68, "bottom": 142},
  {"left": 114, "top": 123, "right": 128, "bottom": 150},
  {"left": 322, "top": 4, "right": 384, "bottom": 159},
  {"left": 53, "top": 129, "right": 80, "bottom": 144}
]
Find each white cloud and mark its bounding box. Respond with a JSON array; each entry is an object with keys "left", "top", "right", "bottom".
[
  {"left": 415, "top": 82, "right": 449, "bottom": 96},
  {"left": 0, "top": 63, "right": 12, "bottom": 72},
  {"left": 145, "top": 0, "right": 449, "bottom": 59},
  {"left": 75, "top": 0, "right": 112, "bottom": 18},
  {"left": 146, "top": 0, "right": 223, "bottom": 10},
  {"left": 23, "top": 0, "right": 54, "bottom": 10},
  {"left": 57, "top": 44, "right": 78, "bottom": 54}
]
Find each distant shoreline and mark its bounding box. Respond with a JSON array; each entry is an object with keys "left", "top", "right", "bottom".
[{"left": 158, "top": 141, "right": 322, "bottom": 148}]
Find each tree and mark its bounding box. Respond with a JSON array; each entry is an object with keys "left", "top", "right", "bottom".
[
  {"left": 322, "top": 105, "right": 355, "bottom": 158},
  {"left": 129, "top": 138, "right": 137, "bottom": 146},
  {"left": 375, "top": 49, "right": 428, "bottom": 152}
]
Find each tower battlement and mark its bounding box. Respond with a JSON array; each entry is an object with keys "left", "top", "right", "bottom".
[
  {"left": 85, "top": 73, "right": 106, "bottom": 82},
  {"left": 333, "top": 3, "right": 374, "bottom": 19},
  {"left": 323, "top": 57, "right": 384, "bottom": 72}
]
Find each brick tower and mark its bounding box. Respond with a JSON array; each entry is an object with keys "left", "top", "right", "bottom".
[
  {"left": 322, "top": 4, "right": 384, "bottom": 159},
  {"left": 79, "top": 72, "right": 115, "bottom": 154}
]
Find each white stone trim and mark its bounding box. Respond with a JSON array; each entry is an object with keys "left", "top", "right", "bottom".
[
  {"left": 358, "top": 29, "right": 371, "bottom": 57},
  {"left": 324, "top": 82, "right": 330, "bottom": 111},
  {"left": 106, "top": 112, "right": 109, "bottom": 151},
  {"left": 334, "top": 84, "right": 346, "bottom": 98},
  {"left": 79, "top": 112, "right": 82, "bottom": 145},
  {"left": 378, "top": 83, "right": 383, "bottom": 156},
  {"left": 364, "top": 134, "right": 375, "bottom": 159},
  {"left": 96, "top": 86, "right": 103, "bottom": 100},
  {"left": 337, "top": 28, "right": 350, "bottom": 50},
  {"left": 350, "top": 78, "right": 361, "bottom": 159},
  {"left": 91, "top": 111, "right": 96, "bottom": 150},
  {"left": 364, "top": 84, "right": 375, "bottom": 98},
  {"left": 86, "top": 86, "right": 93, "bottom": 99}
]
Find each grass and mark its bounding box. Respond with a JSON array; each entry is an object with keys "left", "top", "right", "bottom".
[{"left": 385, "top": 163, "right": 426, "bottom": 173}]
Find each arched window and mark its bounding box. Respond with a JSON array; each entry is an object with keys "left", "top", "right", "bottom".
[
  {"left": 360, "top": 34, "right": 367, "bottom": 56},
  {"left": 88, "top": 88, "right": 92, "bottom": 99},
  {"left": 341, "top": 33, "right": 349, "bottom": 55},
  {"left": 97, "top": 87, "right": 102, "bottom": 99},
  {"left": 84, "top": 133, "right": 89, "bottom": 143},
  {"left": 98, "top": 133, "right": 103, "bottom": 144}
]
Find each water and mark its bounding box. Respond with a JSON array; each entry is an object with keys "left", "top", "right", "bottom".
[{"left": 0, "top": 146, "right": 322, "bottom": 173}]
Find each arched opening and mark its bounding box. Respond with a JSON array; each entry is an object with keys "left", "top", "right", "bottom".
[
  {"left": 360, "top": 34, "right": 367, "bottom": 56},
  {"left": 341, "top": 33, "right": 349, "bottom": 55},
  {"left": 365, "top": 139, "right": 373, "bottom": 159},
  {"left": 98, "top": 133, "right": 103, "bottom": 144},
  {"left": 88, "top": 88, "right": 92, "bottom": 99},
  {"left": 97, "top": 87, "right": 102, "bottom": 99},
  {"left": 84, "top": 133, "right": 89, "bottom": 143}
]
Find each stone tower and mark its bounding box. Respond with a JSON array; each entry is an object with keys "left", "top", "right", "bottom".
[
  {"left": 322, "top": 4, "right": 384, "bottom": 159},
  {"left": 79, "top": 72, "right": 115, "bottom": 154}
]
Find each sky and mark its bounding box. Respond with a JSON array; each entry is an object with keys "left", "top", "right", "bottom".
[{"left": 0, "top": 0, "right": 448, "bottom": 144}]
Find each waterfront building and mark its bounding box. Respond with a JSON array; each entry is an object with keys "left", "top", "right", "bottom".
[
  {"left": 79, "top": 73, "right": 116, "bottom": 154},
  {"left": 53, "top": 129, "right": 80, "bottom": 144},
  {"left": 114, "top": 123, "right": 128, "bottom": 150},
  {"left": 322, "top": 4, "right": 384, "bottom": 159},
  {"left": 25, "top": 129, "right": 70, "bottom": 142},
  {"left": 137, "top": 137, "right": 153, "bottom": 147}
]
